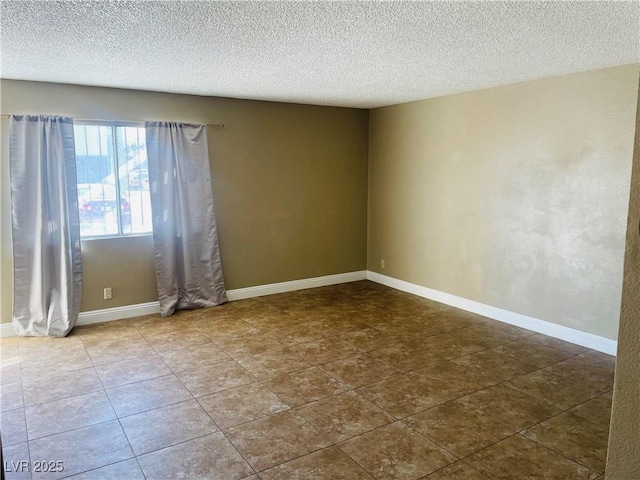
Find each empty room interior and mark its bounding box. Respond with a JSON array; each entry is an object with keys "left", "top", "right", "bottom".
[{"left": 1, "top": 2, "right": 639, "bottom": 480}]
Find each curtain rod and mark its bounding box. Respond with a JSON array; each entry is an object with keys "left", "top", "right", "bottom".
[{"left": 0, "top": 114, "right": 224, "bottom": 128}]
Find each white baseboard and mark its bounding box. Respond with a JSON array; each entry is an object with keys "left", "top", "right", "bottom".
[
  {"left": 0, "top": 323, "right": 16, "bottom": 338},
  {"left": 77, "top": 301, "right": 161, "bottom": 326},
  {"left": 0, "top": 271, "right": 368, "bottom": 337},
  {"left": 226, "top": 270, "right": 368, "bottom": 301},
  {"left": 367, "top": 271, "right": 617, "bottom": 356}
]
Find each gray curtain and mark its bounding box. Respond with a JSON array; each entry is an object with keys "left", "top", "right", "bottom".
[
  {"left": 146, "top": 122, "right": 227, "bottom": 317},
  {"left": 10, "top": 115, "right": 82, "bottom": 336}
]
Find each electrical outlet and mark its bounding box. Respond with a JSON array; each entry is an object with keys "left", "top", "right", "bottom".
[
  {"left": 103, "top": 287, "right": 112, "bottom": 300},
  {"left": 381, "top": 259, "right": 385, "bottom": 269}
]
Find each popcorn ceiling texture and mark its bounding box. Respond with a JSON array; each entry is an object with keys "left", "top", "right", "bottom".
[{"left": 0, "top": 1, "right": 638, "bottom": 108}]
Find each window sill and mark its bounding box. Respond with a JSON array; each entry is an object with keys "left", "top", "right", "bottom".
[{"left": 80, "top": 233, "right": 153, "bottom": 242}]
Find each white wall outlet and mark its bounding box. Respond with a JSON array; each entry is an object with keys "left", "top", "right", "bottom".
[
  {"left": 381, "top": 259, "right": 385, "bottom": 269},
  {"left": 103, "top": 287, "right": 113, "bottom": 300}
]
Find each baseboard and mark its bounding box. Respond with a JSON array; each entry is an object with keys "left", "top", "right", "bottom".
[
  {"left": 226, "top": 270, "right": 368, "bottom": 301},
  {"left": 77, "top": 301, "right": 161, "bottom": 326},
  {"left": 0, "top": 322, "right": 16, "bottom": 338},
  {"left": 0, "top": 270, "right": 368, "bottom": 337},
  {"left": 367, "top": 271, "right": 618, "bottom": 356}
]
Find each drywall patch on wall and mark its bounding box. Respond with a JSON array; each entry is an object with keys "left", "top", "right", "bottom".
[{"left": 368, "top": 271, "right": 617, "bottom": 355}]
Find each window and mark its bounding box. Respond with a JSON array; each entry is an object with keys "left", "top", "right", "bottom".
[{"left": 74, "top": 123, "right": 152, "bottom": 237}]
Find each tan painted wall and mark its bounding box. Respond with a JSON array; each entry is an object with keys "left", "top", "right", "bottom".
[
  {"left": 606, "top": 80, "right": 640, "bottom": 479},
  {"left": 368, "top": 65, "right": 639, "bottom": 340},
  {"left": 0, "top": 80, "right": 369, "bottom": 322}
]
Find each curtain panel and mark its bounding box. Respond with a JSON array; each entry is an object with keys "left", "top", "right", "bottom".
[
  {"left": 9, "top": 115, "right": 82, "bottom": 336},
  {"left": 146, "top": 122, "right": 227, "bottom": 317}
]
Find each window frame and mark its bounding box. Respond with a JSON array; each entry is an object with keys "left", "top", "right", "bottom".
[{"left": 74, "top": 120, "right": 153, "bottom": 240}]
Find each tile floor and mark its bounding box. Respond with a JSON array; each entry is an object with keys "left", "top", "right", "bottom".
[{"left": 0, "top": 281, "right": 614, "bottom": 479}]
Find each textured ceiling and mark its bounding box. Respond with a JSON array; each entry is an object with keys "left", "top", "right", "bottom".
[{"left": 1, "top": 1, "right": 638, "bottom": 108}]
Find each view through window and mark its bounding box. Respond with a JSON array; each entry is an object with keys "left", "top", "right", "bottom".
[{"left": 74, "top": 124, "right": 152, "bottom": 237}]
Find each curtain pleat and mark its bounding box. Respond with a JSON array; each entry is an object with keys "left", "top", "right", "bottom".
[
  {"left": 146, "top": 122, "right": 227, "bottom": 317},
  {"left": 10, "top": 115, "right": 82, "bottom": 336}
]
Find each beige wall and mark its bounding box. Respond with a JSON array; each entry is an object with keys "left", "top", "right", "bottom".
[
  {"left": 368, "top": 65, "right": 639, "bottom": 340},
  {"left": 0, "top": 80, "right": 369, "bottom": 321},
  {"left": 606, "top": 80, "right": 640, "bottom": 479}
]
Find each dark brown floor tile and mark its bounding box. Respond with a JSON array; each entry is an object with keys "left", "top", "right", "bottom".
[
  {"left": 175, "top": 360, "right": 257, "bottom": 397},
  {"left": 457, "top": 384, "right": 561, "bottom": 431},
  {"left": 143, "top": 328, "right": 213, "bottom": 353},
  {"left": 85, "top": 338, "right": 156, "bottom": 366},
  {"left": 259, "top": 446, "right": 373, "bottom": 479},
  {"left": 319, "top": 317, "right": 370, "bottom": 334},
  {"left": 466, "top": 435, "right": 598, "bottom": 479},
  {"left": 197, "top": 382, "right": 289, "bottom": 428},
  {"left": 295, "top": 390, "right": 394, "bottom": 443},
  {"left": 17, "top": 337, "right": 85, "bottom": 358},
  {"left": 28, "top": 420, "right": 134, "bottom": 479},
  {"left": 451, "top": 349, "right": 537, "bottom": 383},
  {"left": 136, "top": 318, "right": 192, "bottom": 336},
  {"left": 289, "top": 337, "right": 360, "bottom": 365},
  {"left": 214, "top": 333, "right": 286, "bottom": 358},
  {"left": 425, "top": 461, "right": 491, "bottom": 480},
  {"left": 23, "top": 368, "right": 101, "bottom": 406},
  {"left": 0, "top": 408, "right": 27, "bottom": 446},
  {"left": 321, "top": 354, "right": 399, "bottom": 388},
  {"left": 414, "top": 312, "right": 472, "bottom": 332},
  {"left": 106, "top": 374, "right": 192, "bottom": 417},
  {"left": 137, "top": 431, "right": 254, "bottom": 480},
  {"left": 491, "top": 337, "right": 577, "bottom": 368},
  {"left": 527, "top": 334, "right": 589, "bottom": 356},
  {"left": 235, "top": 348, "right": 311, "bottom": 380},
  {"left": 120, "top": 399, "right": 218, "bottom": 455},
  {"left": 196, "top": 318, "right": 260, "bottom": 340},
  {"left": 265, "top": 366, "right": 348, "bottom": 406},
  {"left": 569, "top": 391, "right": 613, "bottom": 428},
  {"left": 409, "top": 361, "right": 496, "bottom": 399},
  {"left": 544, "top": 353, "right": 614, "bottom": 394},
  {"left": 341, "top": 328, "right": 401, "bottom": 352},
  {"left": 577, "top": 350, "right": 616, "bottom": 370},
  {"left": 338, "top": 422, "right": 455, "bottom": 480},
  {"left": 2, "top": 442, "right": 31, "bottom": 480},
  {"left": 226, "top": 410, "right": 328, "bottom": 471},
  {"left": 416, "top": 332, "right": 492, "bottom": 361},
  {"left": 368, "top": 342, "right": 442, "bottom": 373},
  {"left": 507, "top": 368, "right": 602, "bottom": 410},
  {"left": 241, "top": 311, "right": 300, "bottom": 330},
  {"left": 522, "top": 412, "right": 610, "bottom": 473},
  {"left": 95, "top": 354, "right": 172, "bottom": 388},
  {"left": 20, "top": 347, "right": 93, "bottom": 382},
  {"left": 270, "top": 321, "right": 328, "bottom": 345},
  {"left": 25, "top": 391, "right": 115, "bottom": 439},
  {"left": 458, "top": 324, "right": 521, "bottom": 344},
  {"left": 374, "top": 319, "right": 439, "bottom": 339},
  {"left": 472, "top": 319, "right": 535, "bottom": 339},
  {"left": 357, "top": 374, "right": 448, "bottom": 418},
  {"left": 79, "top": 327, "right": 146, "bottom": 347},
  {"left": 63, "top": 459, "right": 145, "bottom": 480},
  {"left": 404, "top": 401, "right": 514, "bottom": 457},
  {"left": 159, "top": 343, "right": 230, "bottom": 372}
]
